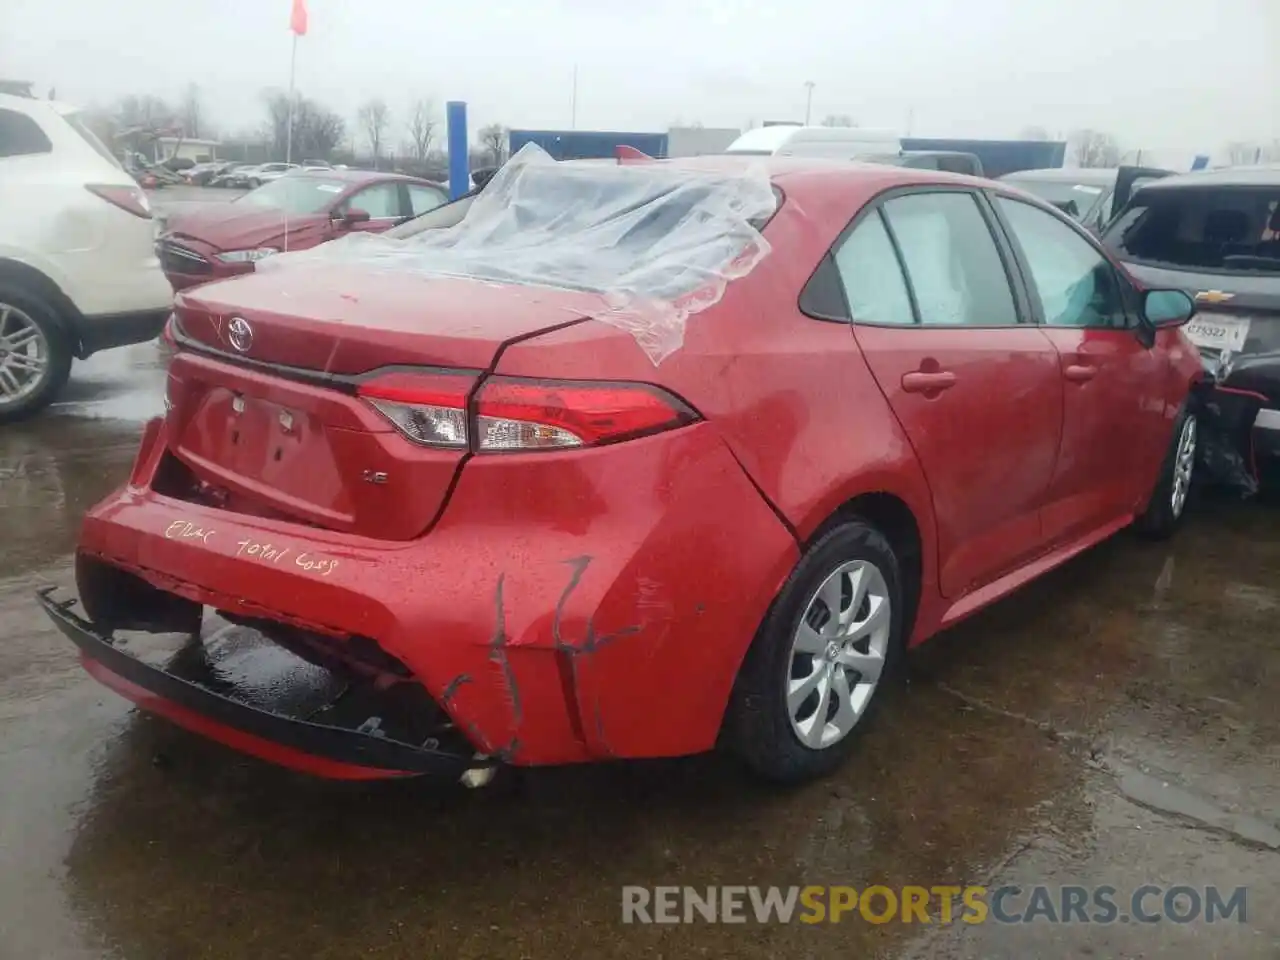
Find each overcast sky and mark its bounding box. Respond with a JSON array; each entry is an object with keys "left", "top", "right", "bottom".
[{"left": 3, "top": 0, "right": 1277, "bottom": 158}]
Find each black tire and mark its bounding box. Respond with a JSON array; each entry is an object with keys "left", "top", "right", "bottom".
[
  {"left": 725, "top": 519, "right": 906, "bottom": 784},
  {"left": 0, "top": 282, "right": 73, "bottom": 424},
  {"left": 1135, "top": 402, "right": 1197, "bottom": 540}
]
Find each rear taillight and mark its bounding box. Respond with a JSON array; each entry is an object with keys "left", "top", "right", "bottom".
[
  {"left": 160, "top": 313, "right": 177, "bottom": 348},
  {"left": 474, "top": 378, "right": 697, "bottom": 450},
  {"left": 85, "top": 184, "right": 152, "bottom": 219},
  {"left": 357, "top": 373, "right": 699, "bottom": 452},
  {"left": 358, "top": 372, "right": 472, "bottom": 449}
]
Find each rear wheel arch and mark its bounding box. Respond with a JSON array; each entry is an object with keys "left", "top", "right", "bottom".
[
  {"left": 717, "top": 488, "right": 928, "bottom": 741},
  {"left": 809, "top": 492, "right": 924, "bottom": 643},
  {"left": 0, "top": 258, "right": 83, "bottom": 355}
]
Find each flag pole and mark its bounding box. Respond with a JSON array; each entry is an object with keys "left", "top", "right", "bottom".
[{"left": 285, "top": 32, "right": 298, "bottom": 165}]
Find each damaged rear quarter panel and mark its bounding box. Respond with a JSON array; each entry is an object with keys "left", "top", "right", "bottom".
[
  {"left": 493, "top": 184, "right": 942, "bottom": 635},
  {"left": 422, "top": 422, "right": 798, "bottom": 763}
]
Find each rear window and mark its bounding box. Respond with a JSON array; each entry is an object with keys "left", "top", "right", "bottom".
[
  {"left": 256, "top": 145, "right": 780, "bottom": 363},
  {"left": 1103, "top": 186, "right": 1280, "bottom": 274},
  {"left": 62, "top": 111, "right": 121, "bottom": 167},
  {"left": 1006, "top": 179, "right": 1108, "bottom": 221},
  {"left": 0, "top": 108, "right": 53, "bottom": 158}
]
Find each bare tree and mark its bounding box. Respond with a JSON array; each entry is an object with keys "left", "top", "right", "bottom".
[
  {"left": 111, "top": 95, "right": 179, "bottom": 163},
  {"left": 1019, "top": 125, "right": 1050, "bottom": 141},
  {"left": 1228, "top": 142, "right": 1258, "bottom": 165},
  {"left": 116, "top": 95, "right": 175, "bottom": 132},
  {"left": 299, "top": 100, "right": 346, "bottom": 160},
  {"left": 180, "top": 83, "right": 203, "bottom": 139},
  {"left": 1224, "top": 141, "right": 1280, "bottom": 165},
  {"left": 262, "top": 89, "right": 346, "bottom": 162},
  {"left": 406, "top": 99, "right": 436, "bottom": 164},
  {"left": 358, "top": 99, "right": 390, "bottom": 168},
  {"left": 477, "top": 123, "right": 509, "bottom": 166},
  {"left": 1070, "top": 129, "right": 1121, "bottom": 168},
  {"left": 821, "top": 114, "right": 855, "bottom": 127}
]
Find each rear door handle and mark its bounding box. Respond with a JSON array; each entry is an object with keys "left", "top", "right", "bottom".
[
  {"left": 901, "top": 371, "right": 957, "bottom": 393},
  {"left": 1064, "top": 364, "right": 1097, "bottom": 383}
]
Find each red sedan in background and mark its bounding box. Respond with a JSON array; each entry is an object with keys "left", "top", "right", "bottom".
[
  {"left": 157, "top": 169, "right": 449, "bottom": 290},
  {"left": 41, "top": 156, "right": 1204, "bottom": 787}
]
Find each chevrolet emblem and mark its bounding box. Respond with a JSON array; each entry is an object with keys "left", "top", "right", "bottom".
[{"left": 1194, "top": 290, "right": 1235, "bottom": 304}]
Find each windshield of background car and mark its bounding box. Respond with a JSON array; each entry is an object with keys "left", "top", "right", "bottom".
[
  {"left": 1008, "top": 179, "right": 1108, "bottom": 221},
  {"left": 236, "top": 177, "right": 346, "bottom": 215},
  {"left": 1104, "top": 186, "right": 1280, "bottom": 274},
  {"left": 257, "top": 144, "right": 779, "bottom": 363}
]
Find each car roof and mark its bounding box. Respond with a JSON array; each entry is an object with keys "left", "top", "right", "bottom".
[
  {"left": 656, "top": 153, "right": 986, "bottom": 188},
  {"left": 900, "top": 150, "right": 977, "bottom": 159},
  {"left": 1136, "top": 165, "right": 1280, "bottom": 191},
  {"left": 290, "top": 168, "right": 443, "bottom": 187},
  {"left": 1000, "top": 167, "right": 1119, "bottom": 185},
  {"left": 0, "top": 92, "right": 82, "bottom": 117}
]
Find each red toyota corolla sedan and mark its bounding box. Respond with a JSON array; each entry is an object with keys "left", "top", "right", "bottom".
[
  {"left": 157, "top": 169, "right": 449, "bottom": 291},
  {"left": 40, "top": 154, "right": 1204, "bottom": 786}
]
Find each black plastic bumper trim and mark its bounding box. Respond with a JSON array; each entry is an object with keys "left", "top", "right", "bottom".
[
  {"left": 73, "top": 308, "right": 170, "bottom": 357},
  {"left": 36, "top": 588, "right": 482, "bottom": 779}
]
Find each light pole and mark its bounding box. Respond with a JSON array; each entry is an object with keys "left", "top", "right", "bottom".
[
  {"left": 804, "top": 81, "right": 815, "bottom": 125},
  {"left": 571, "top": 64, "right": 578, "bottom": 130}
]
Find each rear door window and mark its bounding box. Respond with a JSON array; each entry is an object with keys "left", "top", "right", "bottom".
[
  {"left": 1103, "top": 186, "right": 1280, "bottom": 274},
  {"left": 62, "top": 111, "right": 120, "bottom": 167},
  {"left": 0, "top": 109, "right": 53, "bottom": 158},
  {"left": 881, "top": 192, "right": 1020, "bottom": 326},
  {"left": 936, "top": 156, "right": 977, "bottom": 176}
]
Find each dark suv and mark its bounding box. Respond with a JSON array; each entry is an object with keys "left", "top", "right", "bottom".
[{"left": 1102, "top": 166, "right": 1280, "bottom": 468}]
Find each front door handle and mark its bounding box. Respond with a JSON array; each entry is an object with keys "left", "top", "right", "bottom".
[
  {"left": 1064, "top": 364, "right": 1097, "bottom": 383},
  {"left": 901, "top": 371, "right": 957, "bottom": 393}
]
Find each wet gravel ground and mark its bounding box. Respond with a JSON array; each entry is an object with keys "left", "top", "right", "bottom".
[{"left": 1, "top": 343, "right": 1278, "bottom": 959}]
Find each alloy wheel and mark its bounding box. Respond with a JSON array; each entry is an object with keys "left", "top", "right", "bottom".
[
  {"left": 787, "top": 559, "right": 893, "bottom": 749},
  {"left": 1170, "top": 415, "right": 1197, "bottom": 518},
  {"left": 0, "top": 303, "right": 50, "bottom": 409}
]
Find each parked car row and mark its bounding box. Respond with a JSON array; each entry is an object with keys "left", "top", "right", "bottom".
[{"left": 157, "top": 169, "right": 449, "bottom": 289}]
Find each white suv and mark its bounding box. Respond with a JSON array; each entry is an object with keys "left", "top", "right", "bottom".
[{"left": 0, "top": 93, "right": 172, "bottom": 421}]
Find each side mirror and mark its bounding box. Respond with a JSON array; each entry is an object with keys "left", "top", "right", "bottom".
[
  {"left": 1142, "top": 289, "right": 1195, "bottom": 328},
  {"left": 337, "top": 207, "right": 371, "bottom": 225}
]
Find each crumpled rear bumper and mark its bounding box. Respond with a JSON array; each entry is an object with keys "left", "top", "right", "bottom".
[
  {"left": 1196, "top": 350, "right": 1280, "bottom": 494},
  {"left": 45, "top": 415, "right": 799, "bottom": 774},
  {"left": 37, "top": 587, "right": 484, "bottom": 782}
]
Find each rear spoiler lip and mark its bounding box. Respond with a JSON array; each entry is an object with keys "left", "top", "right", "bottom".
[{"left": 615, "top": 145, "right": 658, "bottom": 163}]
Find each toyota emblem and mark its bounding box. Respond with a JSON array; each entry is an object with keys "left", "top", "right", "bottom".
[{"left": 227, "top": 316, "right": 254, "bottom": 353}]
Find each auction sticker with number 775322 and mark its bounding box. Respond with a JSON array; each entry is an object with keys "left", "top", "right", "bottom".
[{"left": 1183, "top": 313, "right": 1251, "bottom": 353}]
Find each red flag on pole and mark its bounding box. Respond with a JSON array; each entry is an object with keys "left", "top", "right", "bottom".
[{"left": 290, "top": 0, "right": 308, "bottom": 36}]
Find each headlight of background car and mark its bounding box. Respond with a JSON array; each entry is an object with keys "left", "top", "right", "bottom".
[{"left": 216, "top": 247, "right": 279, "bottom": 264}]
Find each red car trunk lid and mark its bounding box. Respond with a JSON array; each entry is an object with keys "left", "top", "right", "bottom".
[
  {"left": 165, "top": 266, "right": 602, "bottom": 539},
  {"left": 173, "top": 264, "right": 599, "bottom": 374}
]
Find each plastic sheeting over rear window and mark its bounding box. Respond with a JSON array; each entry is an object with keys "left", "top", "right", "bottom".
[{"left": 255, "top": 144, "right": 777, "bottom": 363}]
